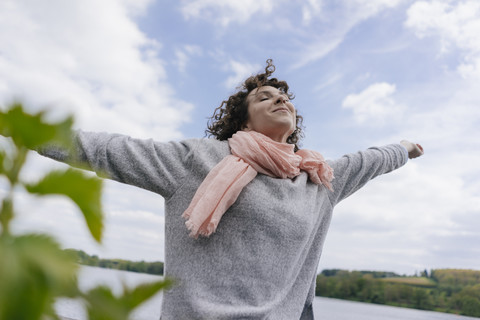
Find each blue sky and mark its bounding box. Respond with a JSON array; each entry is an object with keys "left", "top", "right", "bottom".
[{"left": 1, "top": 0, "right": 479, "bottom": 275}]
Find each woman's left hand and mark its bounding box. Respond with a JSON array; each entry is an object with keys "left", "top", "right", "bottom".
[{"left": 400, "top": 140, "right": 424, "bottom": 159}]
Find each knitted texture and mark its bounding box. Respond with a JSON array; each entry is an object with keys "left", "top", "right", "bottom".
[{"left": 38, "top": 131, "right": 408, "bottom": 320}]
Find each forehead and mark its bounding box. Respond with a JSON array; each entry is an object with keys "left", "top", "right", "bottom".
[{"left": 247, "top": 86, "right": 285, "bottom": 99}]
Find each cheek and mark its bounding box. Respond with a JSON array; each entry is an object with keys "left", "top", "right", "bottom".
[
  {"left": 244, "top": 105, "right": 259, "bottom": 129},
  {"left": 246, "top": 104, "right": 264, "bottom": 122}
]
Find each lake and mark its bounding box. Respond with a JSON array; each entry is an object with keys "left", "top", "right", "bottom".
[{"left": 55, "top": 266, "right": 479, "bottom": 320}]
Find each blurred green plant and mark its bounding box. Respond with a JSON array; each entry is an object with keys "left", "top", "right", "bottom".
[{"left": 0, "top": 103, "right": 171, "bottom": 320}]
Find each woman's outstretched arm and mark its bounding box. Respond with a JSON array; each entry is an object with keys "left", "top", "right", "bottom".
[
  {"left": 38, "top": 130, "right": 199, "bottom": 199},
  {"left": 327, "top": 140, "right": 424, "bottom": 205}
]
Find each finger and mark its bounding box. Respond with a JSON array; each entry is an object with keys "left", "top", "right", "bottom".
[{"left": 416, "top": 144, "right": 424, "bottom": 154}]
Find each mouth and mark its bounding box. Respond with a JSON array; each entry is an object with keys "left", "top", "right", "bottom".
[{"left": 272, "top": 107, "right": 290, "bottom": 113}]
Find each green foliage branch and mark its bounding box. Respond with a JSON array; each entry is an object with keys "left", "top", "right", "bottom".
[{"left": 0, "top": 103, "right": 171, "bottom": 320}]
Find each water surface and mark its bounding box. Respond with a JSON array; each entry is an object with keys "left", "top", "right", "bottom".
[{"left": 55, "top": 266, "right": 479, "bottom": 320}]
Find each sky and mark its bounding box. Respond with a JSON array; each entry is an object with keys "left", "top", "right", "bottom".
[{"left": 0, "top": 0, "right": 479, "bottom": 276}]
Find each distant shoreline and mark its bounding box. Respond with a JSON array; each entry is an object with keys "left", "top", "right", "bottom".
[
  {"left": 316, "top": 269, "right": 480, "bottom": 317},
  {"left": 67, "top": 250, "right": 480, "bottom": 318},
  {"left": 66, "top": 249, "right": 164, "bottom": 276}
]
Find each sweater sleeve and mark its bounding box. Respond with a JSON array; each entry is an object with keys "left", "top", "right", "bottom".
[
  {"left": 37, "top": 130, "right": 198, "bottom": 199},
  {"left": 327, "top": 144, "right": 408, "bottom": 206}
]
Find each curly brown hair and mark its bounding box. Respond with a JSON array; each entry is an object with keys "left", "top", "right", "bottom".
[{"left": 206, "top": 59, "right": 304, "bottom": 151}]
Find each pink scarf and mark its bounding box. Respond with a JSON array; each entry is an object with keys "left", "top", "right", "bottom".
[{"left": 182, "top": 131, "right": 334, "bottom": 238}]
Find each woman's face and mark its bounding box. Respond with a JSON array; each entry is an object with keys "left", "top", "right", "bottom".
[{"left": 244, "top": 86, "right": 296, "bottom": 143}]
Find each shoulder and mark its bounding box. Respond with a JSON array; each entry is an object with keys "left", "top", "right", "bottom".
[
  {"left": 167, "top": 138, "right": 229, "bottom": 178},
  {"left": 177, "top": 137, "right": 230, "bottom": 164},
  {"left": 176, "top": 137, "right": 228, "bottom": 152}
]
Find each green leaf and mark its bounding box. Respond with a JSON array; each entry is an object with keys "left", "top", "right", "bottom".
[
  {"left": 0, "top": 102, "right": 73, "bottom": 150},
  {"left": 4, "top": 146, "right": 28, "bottom": 185},
  {"left": 0, "top": 149, "right": 5, "bottom": 175},
  {"left": 120, "top": 278, "right": 173, "bottom": 310},
  {"left": 84, "top": 286, "right": 128, "bottom": 320},
  {"left": 83, "top": 279, "right": 172, "bottom": 320},
  {"left": 0, "top": 197, "right": 14, "bottom": 236},
  {"left": 25, "top": 168, "right": 104, "bottom": 242},
  {"left": 0, "top": 233, "right": 78, "bottom": 320}
]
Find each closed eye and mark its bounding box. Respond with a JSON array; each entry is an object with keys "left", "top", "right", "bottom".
[{"left": 255, "top": 90, "right": 289, "bottom": 102}]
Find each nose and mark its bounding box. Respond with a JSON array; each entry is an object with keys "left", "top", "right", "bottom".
[{"left": 275, "top": 95, "right": 287, "bottom": 105}]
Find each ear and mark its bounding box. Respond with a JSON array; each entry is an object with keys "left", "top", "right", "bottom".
[
  {"left": 242, "top": 123, "right": 251, "bottom": 131},
  {"left": 241, "top": 118, "right": 250, "bottom": 130}
]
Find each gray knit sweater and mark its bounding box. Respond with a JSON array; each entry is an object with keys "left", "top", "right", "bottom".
[{"left": 39, "top": 131, "right": 408, "bottom": 320}]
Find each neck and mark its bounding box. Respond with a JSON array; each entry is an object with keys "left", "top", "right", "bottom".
[{"left": 243, "top": 129, "right": 290, "bottom": 144}]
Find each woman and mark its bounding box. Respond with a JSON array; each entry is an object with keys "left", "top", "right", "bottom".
[{"left": 39, "top": 60, "right": 423, "bottom": 319}]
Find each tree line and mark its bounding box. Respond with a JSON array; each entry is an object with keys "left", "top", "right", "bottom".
[
  {"left": 65, "top": 249, "right": 164, "bottom": 276},
  {"left": 315, "top": 268, "right": 480, "bottom": 317},
  {"left": 66, "top": 247, "right": 480, "bottom": 317}
]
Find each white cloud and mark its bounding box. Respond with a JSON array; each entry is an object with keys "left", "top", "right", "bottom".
[
  {"left": 180, "top": 0, "right": 275, "bottom": 27},
  {"left": 406, "top": 0, "right": 480, "bottom": 78},
  {"left": 302, "top": 0, "right": 323, "bottom": 25},
  {"left": 323, "top": 144, "right": 480, "bottom": 273},
  {"left": 12, "top": 159, "right": 167, "bottom": 262},
  {"left": 101, "top": 207, "right": 165, "bottom": 261},
  {"left": 178, "top": 0, "right": 405, "bottom": 69},
  {"left": 290, "top": 37, "right": 344, "bottom": 70},
  {"left": 3, "top": 0, "right": 479, "bottom": 276},
  {"left": 119, "top": 0, "right": 155, "bottom": 16},
  {"left": 224, "top": 60, "right": 262, "bottom": 89},
  {"left": 174, "top": 45, "right": 203, "bottom": 73},
  {"left": 325, "top": 69, "right": 480, "bottom": 273},
  {"left": 333, "top": 74, "right": 480, "bottom": 273},
  {"left": 292, "top": 0, "right": 406, "bottom": 69},
  {"left": 348, "top": 0, "right": 404, "bottom": 17},
  {"left": 341, "top": 82, "right": 404, "bottom": 125},
  {"left": 313, "top": 73, "right": 343, "bottom": 91},
  {"left": 0, "top": 0, "right": 191, "bottom": 263},
  {"left": 0, "top": 0, "right": 192, "bottom": 141},
  {"left": 180, "top": 0, "right": 403, "bottom": 29}
]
